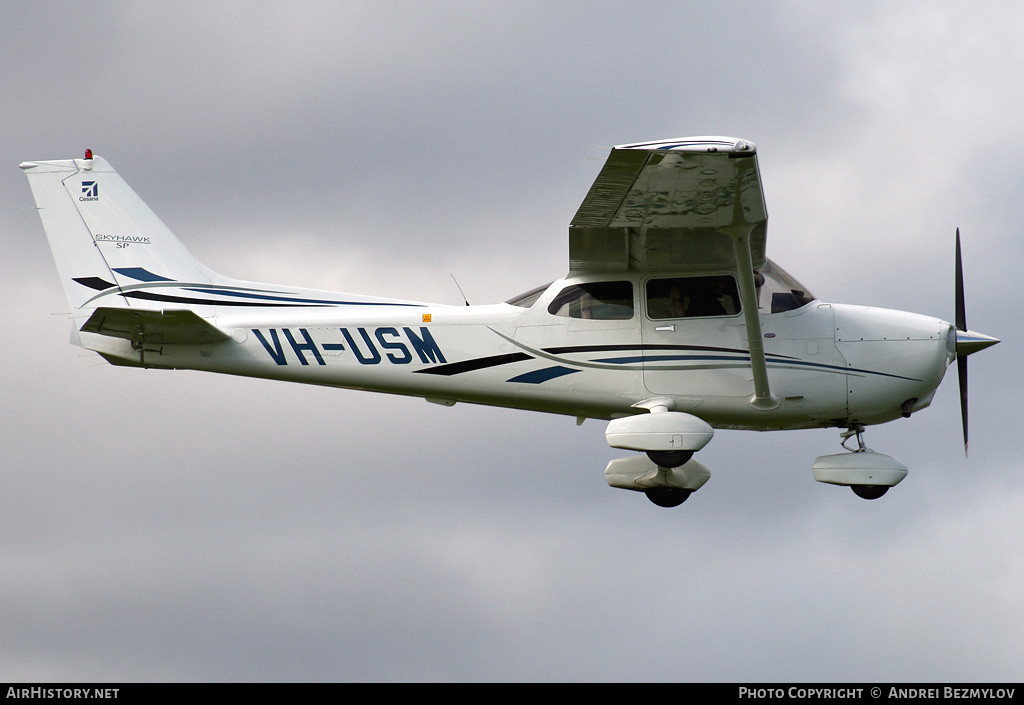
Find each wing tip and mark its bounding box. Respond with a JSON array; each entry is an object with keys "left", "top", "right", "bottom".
[{"left": 614, "top": 136, "right": 756, "bottom": 154}]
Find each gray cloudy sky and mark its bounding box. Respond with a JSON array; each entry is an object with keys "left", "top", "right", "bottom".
[{"left": 2, "top": 1, "right": 1022, "bottom": 682}]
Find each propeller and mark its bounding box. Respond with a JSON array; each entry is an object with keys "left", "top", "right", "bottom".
[{"left": 953, "top": 228, "right": 1000, "bottom": 456}]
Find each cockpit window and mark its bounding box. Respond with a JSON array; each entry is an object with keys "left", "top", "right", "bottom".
[
  {"left": 548, "top": 281, "right": 634, "bottom": 320},
  {"left": 756, "top": 260, "right": 815, "bottom": 313},
  {"left": 505, "top": 282, "right": 551, "bottom": 308},
  {"left": 646, "top": 275, "right": 740, "bottom": 319}
]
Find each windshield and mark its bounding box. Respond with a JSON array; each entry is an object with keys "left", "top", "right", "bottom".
[
  {"left": 757, "top": 260, "right": 815, "bottom": 312},
  {"left": 505, "top": 282, "right": 552, "bottom": 308}
]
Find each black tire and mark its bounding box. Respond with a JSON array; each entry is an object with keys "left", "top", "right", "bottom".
[
  {"left": 645, "top": 450, "right": 694, "bottom": 468},
  {"left": 644, "top": 487, "right": 692, "bottom": 508},
  {"left": 851, "top": 485, "right": 889, "bottom": 500}
]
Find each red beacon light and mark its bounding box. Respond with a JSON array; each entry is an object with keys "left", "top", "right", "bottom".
[{"left": 84, "top": 149, "right": 93, "bottom": 160}]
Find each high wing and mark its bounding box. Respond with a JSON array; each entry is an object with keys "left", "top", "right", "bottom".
[
  {"left": 570, "top": 136, "right": 777, "bottom": 408},
  {"left": 569, "top": 136, "right": 766, "bottom": 273}
]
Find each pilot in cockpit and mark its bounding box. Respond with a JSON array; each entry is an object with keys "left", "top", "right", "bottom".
[{"left": 684, "top": 276, "right": 737, "bottom": 317}]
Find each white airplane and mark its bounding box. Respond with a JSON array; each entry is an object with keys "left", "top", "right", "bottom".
[{"left": 22, "top": 137, "right": 999, "bottom": 507}]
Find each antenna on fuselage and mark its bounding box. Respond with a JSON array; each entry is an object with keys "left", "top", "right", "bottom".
[{"left": 450, "top": 273, "right": 470, "bottom": 306}]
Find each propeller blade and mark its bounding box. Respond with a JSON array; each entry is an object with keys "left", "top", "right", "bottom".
[
  {"left": 955, "top": 228, "right": 966, "bottom": 332},
  {"left": 958, "top": 353, "right": 969, "bottom": 457},
  {"left": 955, "top": 228, "right": 968, "bottom": 456}
]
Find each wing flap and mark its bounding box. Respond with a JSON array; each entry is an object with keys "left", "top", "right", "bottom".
[{"left": 80, "top": 307, "right": 231, "bottom": 346}]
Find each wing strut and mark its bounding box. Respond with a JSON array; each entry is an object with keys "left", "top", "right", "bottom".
[{"left": 727, "top": 225, "right": 779, "bottom": 410}]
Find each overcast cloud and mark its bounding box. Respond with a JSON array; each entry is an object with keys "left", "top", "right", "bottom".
[{"left": 1, "top": 1, "right": 1021, "bottom": 682}]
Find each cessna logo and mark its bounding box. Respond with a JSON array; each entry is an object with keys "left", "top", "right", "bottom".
[{"left": 80, "top": 181, "right": 98, "bottom": 201}]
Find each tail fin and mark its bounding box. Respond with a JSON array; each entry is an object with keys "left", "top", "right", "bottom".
[
  {"left": 23, "top": 152, "right": 432, "bottom": 357},
  {"left": 21, "top": 153, "right": 214, "bottom": 315}
]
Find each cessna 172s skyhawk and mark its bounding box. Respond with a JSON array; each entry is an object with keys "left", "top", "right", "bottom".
[{"left": 22, "top": 137, "right": 999, "bottom": 507}]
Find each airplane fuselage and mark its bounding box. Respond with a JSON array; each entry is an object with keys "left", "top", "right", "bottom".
[{"left": 81, "top": 272, "right": 954, "bottom": 432}]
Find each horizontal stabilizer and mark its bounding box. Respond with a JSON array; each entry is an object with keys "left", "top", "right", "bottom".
[{"left": 80, "top": 307, "right": 230, "bottom": 346}]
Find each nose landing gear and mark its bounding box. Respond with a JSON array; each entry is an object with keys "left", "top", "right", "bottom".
[
  {"left": 812, "top": 424, "right": 908, "bottom": 500},
  {"left": 840, "top": 424, "right": 868, "bottom": 453}
]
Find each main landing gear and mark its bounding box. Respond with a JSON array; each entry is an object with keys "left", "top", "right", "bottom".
[{"left": 603, "top": 403, "right": 714, "bottom": 507}]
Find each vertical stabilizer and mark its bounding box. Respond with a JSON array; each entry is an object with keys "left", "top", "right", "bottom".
[
  {"left": 21, "top": 154, "right": 210, "bottom": 314},
  {"left": 23, "top": 152, "right": 433, "bottom": 353}
]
